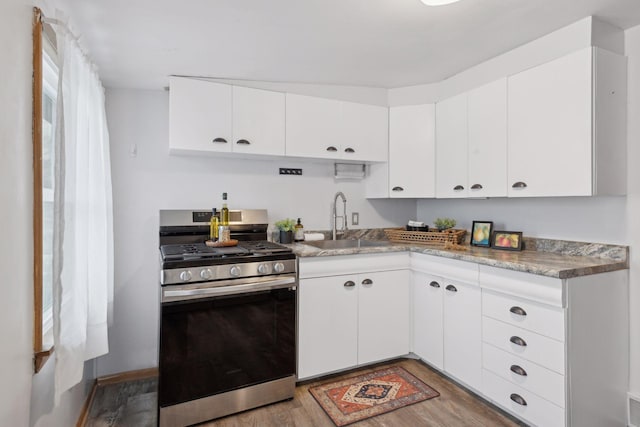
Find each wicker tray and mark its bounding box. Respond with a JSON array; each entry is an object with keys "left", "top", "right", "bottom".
[{"left": 384, "top": 228, "right": 467, "bottom": 246}]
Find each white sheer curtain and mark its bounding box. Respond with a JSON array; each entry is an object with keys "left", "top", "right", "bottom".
[{"left": 52, "top": 25, "right": 114, "bottom": 404}]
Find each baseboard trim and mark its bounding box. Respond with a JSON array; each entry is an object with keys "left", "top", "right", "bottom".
[
  {"left": 97, "top": 367, "right": 159, "bottom": 386},
  {"left": 75, "top": 379, "right": 97, "bottom": 427}
]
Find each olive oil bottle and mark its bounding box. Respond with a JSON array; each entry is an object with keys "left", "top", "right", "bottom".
[{"left": 209, "top": 208, "right": 219, "bottom": 240}]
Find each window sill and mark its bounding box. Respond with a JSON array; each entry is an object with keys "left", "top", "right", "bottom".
[{"left": 34, "top": 346, "right": 54, "bottom": 373}]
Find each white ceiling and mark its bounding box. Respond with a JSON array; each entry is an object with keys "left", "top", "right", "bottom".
[{"left": 58, "top": 0, "right": 640, "bottom": 89}]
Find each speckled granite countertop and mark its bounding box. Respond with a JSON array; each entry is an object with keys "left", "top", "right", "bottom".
[{"left": 290, "top": 231, "right": 628, "bottom": 279}]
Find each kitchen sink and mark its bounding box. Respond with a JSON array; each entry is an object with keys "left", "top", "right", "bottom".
[{"left": 304, "top": 239, "right": 393, "bottom": 249}]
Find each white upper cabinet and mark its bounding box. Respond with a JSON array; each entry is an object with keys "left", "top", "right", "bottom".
[
  {"left": 508, "top": 47, "right": 626, "bottom": 197},
  {"left": 286, "top": 93, "right": 388, "bottom": 162},
  {"left": 436, "top": 78, "right": 508, "bottom": 198},
  {"left": 467, "top": 79, "right": 508, "bottom": 197},
  {"left": 388, "top": 104, "right": 436, "bottom": 198},
  {"left": 169, "top": 77, "right": 285, "bottom": 156},
  {"left": 232, "top": 86, "right": 285, "bottom": 155},
  {"left": 169, "top": 77, "right": 233, "bottom": 153},
  {"left": 285, "top": 93, "right": 343, "bottom": 159},
  {"left": 435, "top": 93, "right": 468, "bottom": 198}
]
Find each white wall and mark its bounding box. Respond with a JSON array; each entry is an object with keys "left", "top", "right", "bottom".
[
  {"left": 416, "top": 197, "right": 627, "bottom": 244},
  {"left": 0, "top": 0, "right": 36, "bottom": 425},
  {"left": 97, "top": 88, "right": 415, "bottom": 375},
  {"left": 626, "top": 23, "right": 640, "bottom": 397}
]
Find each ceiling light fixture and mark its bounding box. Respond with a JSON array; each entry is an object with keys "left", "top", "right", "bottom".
[{"left": 420, "top": 0, "right": 462, "bottom": 5}]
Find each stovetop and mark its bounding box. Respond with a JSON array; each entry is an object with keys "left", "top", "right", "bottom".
[{"left": 160, "top": 240, "right": 294, "bottom": 270}]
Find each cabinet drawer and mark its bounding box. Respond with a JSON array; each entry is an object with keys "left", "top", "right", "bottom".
[
  {"left": 482, "top": 290, "right": 565, "bottom": 341},
  {"left": 482, "top": 369, "right": 565, "bottom": 427},
  {"left": 483, "top": 317, "right": 565, "bottom": 374},
  {"left": 483, "top": 343, "right": 565, "bottom": 408}
]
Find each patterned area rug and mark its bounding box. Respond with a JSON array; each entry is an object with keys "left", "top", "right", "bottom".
[{"left": 309, "top": 366, "right": 440, "bottom": 426}]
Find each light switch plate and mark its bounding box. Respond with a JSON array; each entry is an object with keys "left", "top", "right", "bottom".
[{"left": 352, "top": 212, "right": 359, "bottom": 226}]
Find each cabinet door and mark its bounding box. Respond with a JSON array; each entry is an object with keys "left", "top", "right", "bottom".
[
  {"left": 169, "top": 77, "right": 232, "bottom": 153},
  {"left": 436, "top": 93, "right": 468, "bottom": 198},
  {"left": 389, "top": 105, "right": 436, "bottom": 198},
  {"left": 232, "top": 86, "right": 285, "bottom": 156},
  {"left": 508, "top": 48, "right": 593, "bottom": 197},
  {"left": 285, "top": 93, "right": 342, "bottom": 159},
  {"left": 358, "top": 270, "right": 410, "bottom": 365},
  {"left": 298, "top": 276, "right": 358, "bottom": 379},
  {"left": 341, "top": 101, "right": 388, "bottom": 162},
  {"left": 412, "top": 272, "right": 444, "bottom": 369},
  {"left": 443, "top": 281, "right": 482, "bottom": 390},
  {"left": 468, "top": 79, "right": 507, "bottom": 197}
]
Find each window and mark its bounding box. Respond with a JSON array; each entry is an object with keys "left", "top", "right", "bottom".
[{"left": 33, "top": 7, "right": 58, "bottom": 372}]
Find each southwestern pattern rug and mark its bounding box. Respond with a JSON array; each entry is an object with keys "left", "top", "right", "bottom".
[{"left": 309, "top": 366, "right": 440, "bottom": 426}]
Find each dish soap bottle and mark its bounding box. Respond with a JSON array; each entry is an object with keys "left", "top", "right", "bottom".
[
  {"left": 209, "top": 208, "right": 219, "bottom": 240},
  {"left": 294, "top": 218, "right": 304, "bottom": 242}
]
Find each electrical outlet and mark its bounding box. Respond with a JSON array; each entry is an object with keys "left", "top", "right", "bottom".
[
  {"left": 352, "top": 212, "right": 359, "bottom": 226},
  {"left": 279, "top": 168, "right": 303, "bottom": 175}
]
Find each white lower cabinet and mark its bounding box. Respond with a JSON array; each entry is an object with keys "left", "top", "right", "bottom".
[
  {"left": 298, "top": 254, "right": 410, "bottom": 380},
  {"left": 297, "top": 274, "right": 359, "bottom": 379},
  {"left": 358, "top": 270, "right": 411, "bottom": 365},
  {"left": 412, "top": 272, "right": 444, "bottom": 369},
  {"left": 411, "top": 254, "right": 482, "bottom": 391},
  {"left": 479, "top": 265, "right": 629, "bottom": 427},
  {"left": 442, "top": 280, "right": 482, "bottom": 391}
]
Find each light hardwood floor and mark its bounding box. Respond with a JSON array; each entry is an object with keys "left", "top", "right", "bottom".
[{"left": 87, "top": 358, "right": 524, "bottom": 426}]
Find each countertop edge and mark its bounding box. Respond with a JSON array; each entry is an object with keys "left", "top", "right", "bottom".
[{"left": 291, "top": 243, "right": 629, "bottom": 279}]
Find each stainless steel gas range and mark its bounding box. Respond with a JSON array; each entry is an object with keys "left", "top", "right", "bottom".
[{"left": 158, "top": 209, "right": 296, "bottom": 427}]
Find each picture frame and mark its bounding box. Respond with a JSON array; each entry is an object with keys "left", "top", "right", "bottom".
[
  {"left": 492, "top": 231, "right": 523, "bottom": 251},
  {"left": 470, "top": 220, "right": 493, "bottom": 247}
]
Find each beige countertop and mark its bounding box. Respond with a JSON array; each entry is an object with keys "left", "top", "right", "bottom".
[{"left": 290, "top": 239, "right": 628, "bottom": 279}]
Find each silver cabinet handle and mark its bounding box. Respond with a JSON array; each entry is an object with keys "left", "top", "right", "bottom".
[
  {"left": 510, "top": 365, "right": 528, "bottom": 377},
  {"left": 236, "top": 139, "right": 250, "bottom": 145},
  {"left": 344, "top": 280, "right": 356, "bottom": 288},
  {"left": 470, "top": 184, "right": 483, "bottom": 190},
  {"left": 429, "top": 281, "right": 440, "bottom": 288},
  {"left": 510, "top": 393, "right": 527, "bottom": 406},
  {"left": 512, "top": 181, "right": 527, "bottom": 189},
  {"left": 344, "top": 147, "right": 355, "bottom": 153},
  {"left": 510, "top": 306, "right": 527, "bottom": 317},
  {"left": 212, "top": 137, "right": 228, "bottom": 143},
  {"left": 361, "top": 278, "right": 373, "bottom": 285},
  {"left": 453, "top": 185, "right": 464, "bottom": 191},
  {"left": 445, "top": 284, "right": 457, "bottom": 292},
  {"left": 510, "top": 336, "right": 527, "bottom": 347},
  {"left": 326, "top": 146, "right": 338, "bottom": 152},
  {"left": 392, "top": 186, "right": 404, "bottom": 192}
]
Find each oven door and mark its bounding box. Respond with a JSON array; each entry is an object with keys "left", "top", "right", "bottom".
[{"left": 158, "top": 275, "right": 297, "bottom": 408}]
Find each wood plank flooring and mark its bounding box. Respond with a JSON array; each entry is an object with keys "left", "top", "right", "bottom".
[{"left": 86, "top": 358, "right": 524, "bottom": 427}]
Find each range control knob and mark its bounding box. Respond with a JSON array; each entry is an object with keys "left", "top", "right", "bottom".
[
  {"left": 200, "top": 269, "right": 213, "bottom": 280},
  {"left": 273, "top": 262, "right": 285, "bottom": 273},
  {"left": 229, "top": 266, "right": 241, "bottom": 277},
  {"left": 258, "top": 264, "right": 270, "bottom": 275},
  {"left": 179, "top": 271, "right": 192, "bottom": 282}
]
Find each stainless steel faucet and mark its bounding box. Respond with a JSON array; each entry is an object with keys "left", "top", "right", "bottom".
[{"left": 332, "top": 191, "right": 348, "bottom": 240}]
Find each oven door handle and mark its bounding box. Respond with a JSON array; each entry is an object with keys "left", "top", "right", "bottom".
[{"left": 162, "top": 276, "right": 297, "bottom": 302}]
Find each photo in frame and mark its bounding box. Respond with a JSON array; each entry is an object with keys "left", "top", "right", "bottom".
[
  {"left": 492, "top": 231, "right": 523, "bottom": 251},
  {"left": 470, "top": 221, "right": 493, "bottom": 247}
]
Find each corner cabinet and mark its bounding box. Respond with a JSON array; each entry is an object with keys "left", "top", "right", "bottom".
[
  {"left": 285, "top": 93, "right": 388, "bottom": 162},
  {"left": 411, "top": 254, "right": 482, "bottom": 391},
  {"left": 297, "top": 253, "right": 410, "bottom": 380},
  {"left": 507, "top": 47, "right": 627, "bottom": 197},
  {"left": 169, "top": 77, "right": 285, "bottom": 156},
  {"left": 435, "top": 78, "right": 508, "bottom": 198}
]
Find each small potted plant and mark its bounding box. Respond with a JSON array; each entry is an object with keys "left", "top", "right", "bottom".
[
  {"left": 275, "top": 218, "right": 296, "bottom": 244},
  {"left": 434, "top": 217, "right": 457, "bottom": 232}
]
